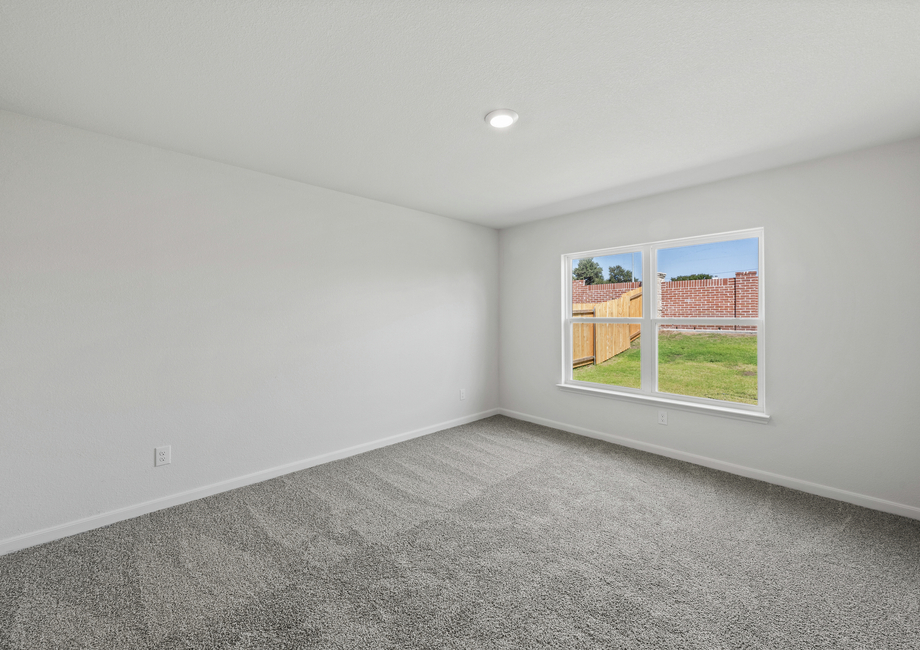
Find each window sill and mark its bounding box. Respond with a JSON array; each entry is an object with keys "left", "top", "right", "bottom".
[{"left": 556, "top": 383, "right": 771, "bottom": 424}]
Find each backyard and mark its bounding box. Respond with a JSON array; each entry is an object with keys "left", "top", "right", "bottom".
[{"left": 573, "top": 331, "right": 758, "bottom": 404}]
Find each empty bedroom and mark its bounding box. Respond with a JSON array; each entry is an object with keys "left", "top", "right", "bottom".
[{"left": 1, "top": 2, "right": 918, "bottom": 648}]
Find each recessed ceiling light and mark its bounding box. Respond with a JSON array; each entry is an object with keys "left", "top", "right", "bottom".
[{"left": 485, "top": 109, "right": 519, "bottom": 128}]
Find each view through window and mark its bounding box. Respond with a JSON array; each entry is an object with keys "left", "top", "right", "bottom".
[{"left": 564, "top": 229, "right": 764, "bottom": 416}]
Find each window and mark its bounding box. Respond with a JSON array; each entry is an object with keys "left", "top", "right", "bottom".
[{"left": 560, "top": 229, "right": 767, "bottom": 421}]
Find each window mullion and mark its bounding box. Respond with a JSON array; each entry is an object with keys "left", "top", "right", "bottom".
[{"left": 642, "top": 245, "right": 654, "bottom": 393}]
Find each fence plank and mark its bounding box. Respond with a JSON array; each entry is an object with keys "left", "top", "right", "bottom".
[
  {"left": 575, "top": 289, "right": 642, "bottom": 367},
  {"left": 572, "top": 303, "right": 595, "bottom": 367},
  {"left": 595, "top": 300, "right": 608, "bottom": 364},
  {"left": 629, "top": 289, "right": 642, "bottom": 340}
]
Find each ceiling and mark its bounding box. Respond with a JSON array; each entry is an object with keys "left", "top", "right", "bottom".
[{"left": 2, "top": 1, "right": 919, "bottom": 229}]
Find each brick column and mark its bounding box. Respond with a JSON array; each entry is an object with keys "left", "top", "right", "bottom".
[
  {"left": 656, "top": 272, "right": 666, "bottom": 318},
  {"left": 572, "top": 279, "right": 587, "bottom": 304}
]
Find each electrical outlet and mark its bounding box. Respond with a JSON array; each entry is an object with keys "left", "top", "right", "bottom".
[
  {"left": 155, "top": 445, "right": 171, "bottom": 467},
  {"left": 460, "top": 388, "right": 466, "bottom": 401},
  {"left": 657, "top": 410, "right": 668, "bottom": 425}
]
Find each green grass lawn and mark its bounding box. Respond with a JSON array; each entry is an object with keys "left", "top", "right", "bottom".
[
  {"left": 573, "top": 338, "right": 642, "bottom": 388},
  {"left": 573, "top": 331, "right": 758, "bottom": 404}
]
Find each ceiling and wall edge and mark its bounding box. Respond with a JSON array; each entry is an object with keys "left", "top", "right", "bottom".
[{"left": 6, "top": 107, "right": 919, "bottom": 233}]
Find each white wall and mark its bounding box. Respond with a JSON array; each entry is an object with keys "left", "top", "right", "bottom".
[
  {"left": 3, "top": 108, "right": 917, "bottom": 553},
  {"left": 499, "top": 137, "right": 920, "bottom": 515},
  {"left": 0, "top": 111, "right": 498, "bottom": 546}
]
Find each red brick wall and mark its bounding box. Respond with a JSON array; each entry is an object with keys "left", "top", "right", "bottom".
[
  {"left": 573, "top": 271, "right": 758, "bottom": 331},
  {"left": 572, "top": 280, "right": 642, "bottom": 304},
  {"left": 660, "top": 271, "right": 758, "bottom": 331},
  {"left": 660, "top": 271, "right": 758, "bottom": 318}
]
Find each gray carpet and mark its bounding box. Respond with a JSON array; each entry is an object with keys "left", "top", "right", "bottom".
[{"left": 1, "top": 415, "right": 918, "bottom": 649}]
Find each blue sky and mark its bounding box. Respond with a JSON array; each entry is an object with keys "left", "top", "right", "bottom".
[
  {"left": 581, "top": 251, "right": 643, "bottom": 282},
  {"left": 573, "top": 238, "right": 758, "bottom": 282},
  {"left": 657, "top": 238, "right": 758, "bottom": 280}
]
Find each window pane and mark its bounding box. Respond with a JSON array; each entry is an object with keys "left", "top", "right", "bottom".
[
  {"left": 657, "top": 326, "right": 758, "bottom": 405},
  {"left": 656, "top": 238, "right": 758, "bottom": 318},
  {"left": 573, "top": 324, "right": 641, "bottom": 389},
  {"left": 572, "top": 251, "right": 642, "bottom": 305}
]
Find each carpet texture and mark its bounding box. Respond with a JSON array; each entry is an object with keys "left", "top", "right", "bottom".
[{"left": 1, "top": 415, "right": 918, "bottom": 649}]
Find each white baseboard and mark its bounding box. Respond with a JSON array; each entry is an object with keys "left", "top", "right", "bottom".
[
  {"left": 0, "top": 408, "right": 500, "bottom": 556},
  {"left": 498, "top": 408, "right": 920, "bottom": 521}
]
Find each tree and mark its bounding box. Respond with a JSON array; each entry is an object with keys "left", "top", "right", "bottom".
[
  {"left": 573, "top": 258, "right": 604, "bottom": 285},
  {"left": 670, "top": 273, "right": 714, "bottom": 281},
  {"left": 607, "top": 265, "right": 634, "bottom": 284}
]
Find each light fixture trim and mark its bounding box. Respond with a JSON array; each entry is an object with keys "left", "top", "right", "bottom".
[{"left": 485, "top": 109, "right": 519, "bottom": 128}]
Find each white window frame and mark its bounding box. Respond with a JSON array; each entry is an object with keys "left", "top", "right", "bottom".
[{"left": 559, "top": 228, "right": 768, "bottom": 423}]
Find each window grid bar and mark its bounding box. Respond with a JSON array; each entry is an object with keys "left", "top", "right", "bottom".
[{"left": 567, "top": 318, "right": 762, "bottom": 326}]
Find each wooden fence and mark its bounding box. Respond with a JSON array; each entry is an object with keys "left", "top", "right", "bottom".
[{"left": 573, "top": 289, "right": 642, "bottom": 368}]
